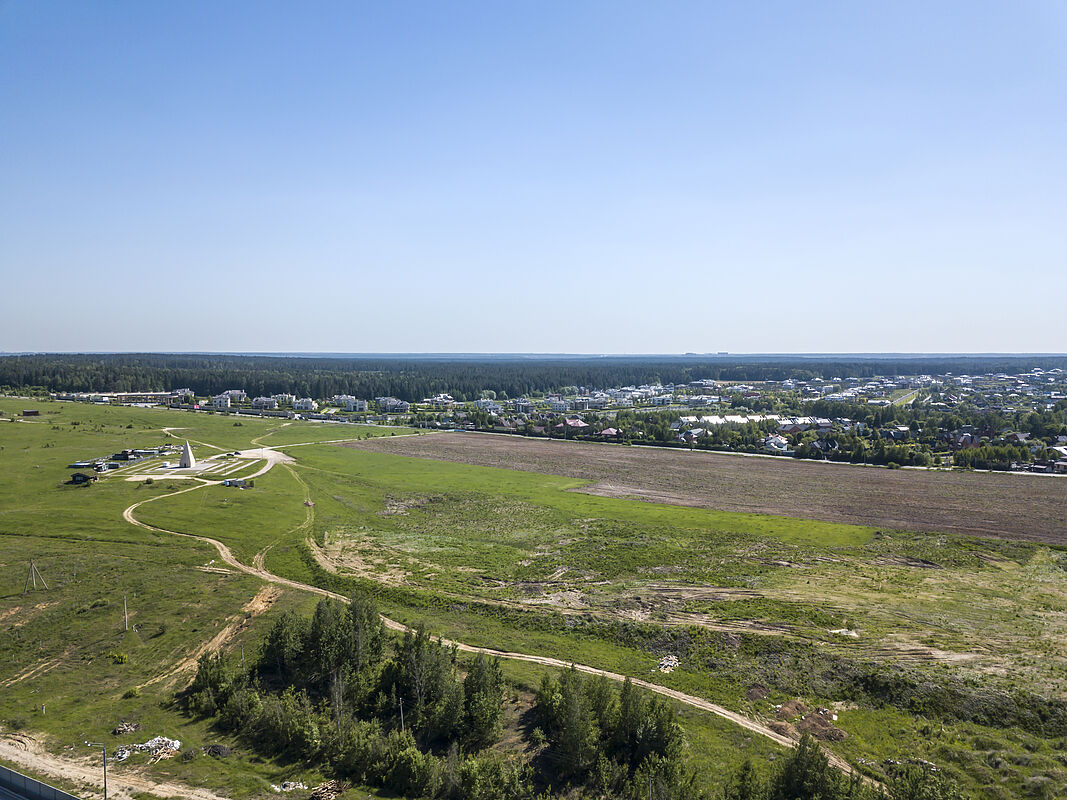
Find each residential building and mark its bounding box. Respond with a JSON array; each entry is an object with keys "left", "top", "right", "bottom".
[{"left": 376, "top": 397, "right": 410, "bottom": 413}]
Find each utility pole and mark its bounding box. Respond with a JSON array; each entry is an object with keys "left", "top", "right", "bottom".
[
  {"left": 398, "top": 697, "right": 404, "bottom": 733},
  {"left": 85, "top": 741, "right": 107, "bottom": 799},
  {"left": 123, "top": 595, "right": 128, "bottom": 631}
]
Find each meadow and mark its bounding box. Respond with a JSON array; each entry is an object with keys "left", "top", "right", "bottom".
[{"left": 3, "top": 398, "right": 1067, "bottom": 799}]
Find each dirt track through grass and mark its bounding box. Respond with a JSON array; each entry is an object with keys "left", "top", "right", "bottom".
[
  {"left": 121, "top": 459, "right": 880, "bottom": 780},
  {"left": 341, "top": 433, "right": 1067, "bottom": 543}
]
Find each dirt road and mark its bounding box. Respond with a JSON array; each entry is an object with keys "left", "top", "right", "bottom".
[
  {"left": 0, "top": 732, "right": 230, "bottom": 800},
  {"left": 4, "top": 436, "right": 866, "bottom": 795},
  {"left": 120, "top": 462, "right": 865, "bottom": 779}
]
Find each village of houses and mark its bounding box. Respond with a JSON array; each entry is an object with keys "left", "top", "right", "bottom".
[{"left": 49, "top": 365, "right": 1067, "bottom": 474}]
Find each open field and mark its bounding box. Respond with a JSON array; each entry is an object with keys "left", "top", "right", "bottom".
[
  {"left": 5, "top": 398, "right": 1067, "bottom": 798},
  {"left": 342, "top": 432, "right": 1067, "bottom": 544}
]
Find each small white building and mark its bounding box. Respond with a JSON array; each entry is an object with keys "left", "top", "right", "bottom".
[
  {"left": 212, "top": 394, "right": 231, "bottom": 410},
  {"left": 332, "top": 395, "right": 367, "bottom": 412},
  {"left": 376, "top": 397, "right": 410, "bottom": 413},
  {"left": 293, "top": 398, "right": 318, "bottom": 411}
]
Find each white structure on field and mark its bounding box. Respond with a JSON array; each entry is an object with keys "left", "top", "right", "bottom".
[{"left": 179, "top": 441, "right": 196, "bottom": 469}]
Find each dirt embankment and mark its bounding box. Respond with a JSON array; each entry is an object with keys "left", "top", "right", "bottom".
[{"left": 341, "top": 433, "right": 1067, "bottom": 544}]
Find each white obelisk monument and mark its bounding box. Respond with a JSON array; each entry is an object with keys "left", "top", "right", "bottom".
[{"left": 179, "top": 440, "right": 196, "bottom": 469}]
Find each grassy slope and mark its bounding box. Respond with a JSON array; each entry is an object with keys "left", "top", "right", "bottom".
[{"left": 0, "top": 400, "right": 413, "bottom": 798}]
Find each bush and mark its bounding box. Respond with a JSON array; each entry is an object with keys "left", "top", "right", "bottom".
[{"left": 387, "top": 745, "right": 442, "bottom": 798}]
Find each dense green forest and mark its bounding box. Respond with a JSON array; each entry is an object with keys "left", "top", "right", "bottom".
[{"left": 3, "top": 353, "right": 1066, "bottom": 402}]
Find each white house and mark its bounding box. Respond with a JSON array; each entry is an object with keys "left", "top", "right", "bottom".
[
  {"left": 293, "top": 398, "right": 318, "bottom": 411},
  {"left": 223, "top": 389, "right": 248, "bottom": 402},
  {"left": 212, "top": 394, "right": 231, "bottom": 410},
  {"left": 332, "top": 395, "right": 367, "bottom": 412},
  {"left": 272, "top": 393, "right": 296, "bottom": 405},
  {"left": 252, "top": 396, "right": 279, "bottom": 410},
  {"left": 549, "top": 398, "right": 569, "bottom": 413},
  {"left": 763, "top": 434, "right": 790, "bottom": 454}
]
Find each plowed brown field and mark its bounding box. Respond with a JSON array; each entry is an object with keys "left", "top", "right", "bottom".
[{"left": 340, "top": 433, "right": 1066, "bottom": 543}]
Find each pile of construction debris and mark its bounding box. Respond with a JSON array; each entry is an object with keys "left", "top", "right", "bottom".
[
  {"left": 204, "top": 744, "right": 232, "bottom": 758},
  {"left": 658, "top": 654, "right": 680, "bottom": 673},
  {"left": 772, "top": 699, "right": 847, "bottom": 741},
  {"left": 309, "top": 780, "right": 347, "bottom": 800},
  {"left": 112, "top": 736, "right": 182, "bottom": 762},
  {"left": 112, "top": 721, "right": 140, "bottom": 736},
  {"left": 270, "top": 782, "right": 307, "bottom": 793}
]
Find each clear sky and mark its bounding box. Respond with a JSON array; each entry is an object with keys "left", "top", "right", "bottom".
[{"left": 2, "top": 1, "right": 1065, "bottom": 354}]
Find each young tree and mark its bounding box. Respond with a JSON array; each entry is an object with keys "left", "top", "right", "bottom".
[{"left": 462, "top": 654, "right": 506, "bottom": 749}]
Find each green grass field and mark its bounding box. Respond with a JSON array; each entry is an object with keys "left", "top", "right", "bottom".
[{"left": 2, "top": 397, "right": 1066, "bottom": 799}]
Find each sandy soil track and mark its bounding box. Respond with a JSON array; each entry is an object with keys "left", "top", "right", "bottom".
[
  {"left": 342, "top": 432, "right": 1067, "bottom": 543},
  {"left": 0, "top": 732, "right": 230, "bottom": 800}
]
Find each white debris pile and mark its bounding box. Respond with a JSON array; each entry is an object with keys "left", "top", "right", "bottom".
[
  {"left": 658, "top": 654, "right": 680, "bottom": 673},
  {"left": 270, "top": 782, "right": 307, "bottom": 793},
  {"left": 111, "top": 736, "right": 182, "bottom": 763},
  {"left": 829, "top": 628, "right": 859, "bottom": 638}
]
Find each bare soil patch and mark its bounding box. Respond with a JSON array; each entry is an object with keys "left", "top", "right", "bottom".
[
  {"left": 341, "top": 434, "right": 1067, "bottom": 543},
  {"left": 137, "top": 584, "right": 281, "bottom": 690}
]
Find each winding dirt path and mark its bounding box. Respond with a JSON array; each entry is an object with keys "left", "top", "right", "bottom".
[{"left": 117, "top": 451, "right": 866, "bottom": 779}]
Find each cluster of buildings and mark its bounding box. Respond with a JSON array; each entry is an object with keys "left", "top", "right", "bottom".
[{"left": 46, "top": 364, "right": 1067, "bottom": 472}]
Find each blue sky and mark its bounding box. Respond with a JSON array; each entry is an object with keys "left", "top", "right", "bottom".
[{"left": 2, "top": 1, "right": 1065, "bottom": 353}]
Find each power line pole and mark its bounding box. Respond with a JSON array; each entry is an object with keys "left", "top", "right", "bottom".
[
  {"left": 123, "top": 595, "right": 128, "bottom": 631},
  {"left": 85, "top": 741, "right": 107, "bottom": 800},
  {"left": 398, "top": 697, "right": 404, "bottom": 733}
]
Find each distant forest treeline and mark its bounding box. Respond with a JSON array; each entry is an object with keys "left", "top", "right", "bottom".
[{"left": 2, "top": 353, "right": 1066, "bottom": 402}]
